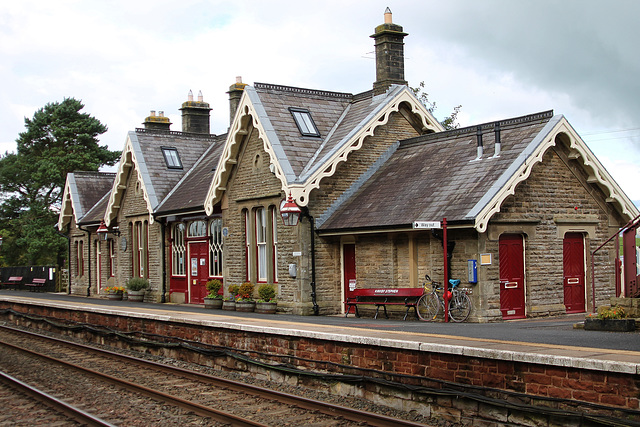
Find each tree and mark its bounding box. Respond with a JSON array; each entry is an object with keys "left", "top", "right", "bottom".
[
  {"left": 0, "top": 98, "right": 120, "bottom": 266},
  {"left": 410, "top": 81, "right": 462, "bottom": 130}
]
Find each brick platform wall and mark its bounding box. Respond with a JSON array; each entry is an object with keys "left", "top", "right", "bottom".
[{"left": 2, "top": 301, "right": 637, "bottom": 423}]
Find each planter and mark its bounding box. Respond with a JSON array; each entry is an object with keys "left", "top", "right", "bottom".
[
  {"left": 107, "top": 291, "right": 123, "bottom": 301},
  {"left": 127, "top": 290, "right": 145, "bottom": 302},
  {"left": 222, "top": 300, "right": 236, "bottom": 311},
  {"left": 236, "top": 301, "right": 256, "bottom": 312},
  {"left": 584, "top": 318, "right": 636, "bottom": 332},
  {"left": 204, "top": 298, "right": 223, "bottom": 309},
  {"left": 255, "top": 302, "right": 277, "bottom": 314}
]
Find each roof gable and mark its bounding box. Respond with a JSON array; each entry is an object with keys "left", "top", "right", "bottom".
[
  {"left": 204, "top": 83, "right": 442, "bottom": 214},
  {"left": 57, "top": 171, "right": 115, "bottom": 230},
  {"left": 318, "top": 111, "right": 639, "bottom": 233}
]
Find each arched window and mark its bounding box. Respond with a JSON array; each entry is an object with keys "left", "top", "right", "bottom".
[
  {"left": 256, "top": 208, "right": 267, "bottom": 282},
  {"left": 172, "top": 223, "right": 186, "bottom": 276},
  {"left": 188, "top": 220, "right": 207, "bottom": 237},
  {"left": 209, "top": 218, "right": 223, "bottom": 277}
]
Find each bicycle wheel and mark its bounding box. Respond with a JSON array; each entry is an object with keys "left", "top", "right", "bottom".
[
  {"left": 448, "top": 291, "right": 471, "bottom": 322},
  {"left": 416, "top": 292, "right": 440, "bottom": 321}
]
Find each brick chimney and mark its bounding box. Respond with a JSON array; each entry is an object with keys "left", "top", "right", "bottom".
[
  {"left": 371, "top": 8, "right": 408, "bottom": 95},
  {"left": 227, "top": 76, "right": 247, "bottom": 125},
  {"left": 143, "top": 110, "right": 171, "bottom": 131},
  {"left": 180, "top": 90, "right": 211, "bottom": 134}
]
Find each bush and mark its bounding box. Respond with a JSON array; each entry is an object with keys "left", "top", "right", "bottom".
[
  {"left": 237, "top": 282, "right": 255, "bottom": 301},
  {"left": 227, "top": 284, "right": 240, "bottom": 300},
  {"left": 126, "top": 277, "right": 149, "bottom": 291},
  {"left": 206, "top": 279, "right": 222, "bottom": 297},
  {"left": 596, "top": 305, "right": 626, "bottom": 320},
  {"left": 258, "top": 284, "right": 276, "bottom": 302}
]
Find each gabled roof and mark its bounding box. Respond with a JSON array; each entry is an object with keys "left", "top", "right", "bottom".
[
  {"left": 105, "top": 129, "right": 215, "bottom": 226},
  {"left": 318, "top": 111, "right": 639, "bottom": 233},
  {"left": 204, "top": 83, "right": 443, "bottom": 214},
  {"left": 155, "top": 134, "right": 226, "bottom": 216},
  {"left": 57, "top": 171, "right": 115, "bottom": 230}
]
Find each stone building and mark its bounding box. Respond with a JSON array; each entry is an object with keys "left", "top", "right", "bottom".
[{"left": 58, "top": 10, "right": 637, "bottom": 320}]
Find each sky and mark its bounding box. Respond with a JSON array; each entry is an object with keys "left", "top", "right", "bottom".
[{"left": 1, "top": 0, "right": 639, "bottom": 202}]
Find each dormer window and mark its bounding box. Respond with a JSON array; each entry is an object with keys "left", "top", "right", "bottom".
[
  {"left": 162, "top": 147, "right": 182, "bottom": 169},
  {"left": 289, "top": 107, "right": 320, "bottom": 137}
]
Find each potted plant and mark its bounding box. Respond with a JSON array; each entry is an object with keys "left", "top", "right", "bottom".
[
  {"left": 204, "top": 279, "right": 223, "bottom": 309},
  {"left": 255, "top": 284, "right": 277, "bottom": 314},
  {"left": 223, "top": 284, "right": 240, "bottom": 311},
  {"left": 105, "top": 286, "right": 125, "bottom": 301},
  {"left": 126, "top": 277, "right": 149, "bottom": 302},
  {"left": 235, "top": 282, "right": 256, "bottom": 312},
  {"left": 584, "top": 305, "right": 636, "bottom": 332}
]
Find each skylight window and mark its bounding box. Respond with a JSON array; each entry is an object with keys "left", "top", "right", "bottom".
[
  {"left": 162, "top": 147, "right": 183, "bottom": 169},
  {"left": 289, "top": 107, "right": 320, "bottom": 137}
]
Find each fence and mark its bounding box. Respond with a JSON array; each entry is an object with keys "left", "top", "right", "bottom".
[{"left": 1, "top": 266, "right": 60, "bottom": 292}]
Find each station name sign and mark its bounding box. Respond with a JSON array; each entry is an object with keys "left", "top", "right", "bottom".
[{"left": 413, "top": 221, "right": 441, "bottom": 229}]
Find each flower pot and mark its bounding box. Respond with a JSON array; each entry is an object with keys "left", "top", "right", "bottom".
[
  {"left": 107, "top": 291, "right": 122, "bottom": 301},
  {"left": 236, "top": 301, "right": 256, "bottom": 312},
  {"left": 584, "top": 318, "right": 636, "bottom": 332},
  {"left": 255, "top": 302, "right": 277, "bottom": 314},
  {"left": 222, "top": 300, "right": 236, "bottom": 311},
  {"left": 127, "top": 290, "right": 145, "bottom": 302},
  {"left": 204, "top": 298, "right": 223, "bottom": 309}
]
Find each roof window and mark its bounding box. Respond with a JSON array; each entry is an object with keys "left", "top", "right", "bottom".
[
  {"left": 289, "top": 107, "right": 320, "bottom": 137},
  {"left": 161, "top": 147, "right": 183, "bottom": 169}
]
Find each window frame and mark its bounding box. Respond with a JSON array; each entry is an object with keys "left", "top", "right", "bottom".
[
  {"left": 256, "top": 208, "right": 267, "bottom": 282},
  {"left": 289, "top": 107, "right": 320, "bottom": 137},
  {"left": 172, "top": 223, "right": 186, "bottom": 276},
  {"left": 161, "top": 146, "right": 183, "bottom": 169},
  {"left": 108, "top": 239, "right": 115, "bottom": 277},
  {"left": 209, "top": 218, "right": 223, "bottom": 278}
]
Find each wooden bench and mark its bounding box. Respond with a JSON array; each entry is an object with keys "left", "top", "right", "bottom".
[
  {"left": 25, "top": 278, "right": 46, "bottom": 292},
  {"left": 344, "top": 288, "right": 424, "bottom": 320},
  {"left": 1, "top": 276, "right": 23, "bottom": 290}
]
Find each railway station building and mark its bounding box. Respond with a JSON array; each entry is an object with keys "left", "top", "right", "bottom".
[{"left": 57, "top": 10, "right": 638, "bottom": 321}]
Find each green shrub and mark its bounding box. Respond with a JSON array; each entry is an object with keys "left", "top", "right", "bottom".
[
  {"left": 227, "top": 284, "right": 240, "bottom": 299},
  {"left": 597, "top": 305, "right": 626, "bottom": 320},
  {"left": 258, "top": 284, "right": 276, "bottom": 302},
  {"left": 126, "top": 277, "right": 149, "bottom": 291},
  {"left": 206, "top": 279, "right": 222, "bottom": 294},
  {"left": 237, "top": 282, "right": 255, "bottom": 301}
]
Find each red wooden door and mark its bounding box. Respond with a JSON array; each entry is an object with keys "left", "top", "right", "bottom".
[
  {"left": 563, "top": 232, "right": 586, "bottom": 313},
  {"left": 188, "top": 242, "right": 209, "bottom": 304},
  {"left": 343, "top": 244, "right": 356, "bottom": 312},
  {"left": 499, "top": 234, "right": 526, "bottom": 319}
]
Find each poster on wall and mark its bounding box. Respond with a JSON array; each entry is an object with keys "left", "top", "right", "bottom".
[{"left": 191, "top": 258, "right": 198, "bottom": 276}]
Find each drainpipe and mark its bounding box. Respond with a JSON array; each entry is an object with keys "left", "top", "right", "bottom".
[
  {"left": 302, "top": 209, "right": 319, "bottom": 315},
  {"left": 160, "top": 218, "right": 167, "bottom": 303},
  {"left": 77, "top": 225, "right": 92, "bottom": 297}
]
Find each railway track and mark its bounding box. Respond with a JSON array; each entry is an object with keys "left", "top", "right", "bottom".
[{"left": 0, "top": 325, "right": 428, "bottom": 426}]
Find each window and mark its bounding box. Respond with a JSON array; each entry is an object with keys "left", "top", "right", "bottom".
[
  {"left": 172, "top": 223, "right": 186, "bottom": 276},
  {"left": 289, "top": 107, "right": 320, "bottom": 137},
  {"left": 271, "top": 207, "right": 278, "bottom": 283},
  {"left": 209, "top": 219, "right": 223, "bottom": 277},
  {"left": 76, "top": 240, "right": 84, "bottom": 277},
  {"left": 256, "top": 208, "right": 267, "bottom": 282},
  {"left": 244, "top": 210, "right": 251, "bottom": 282},
  {"left": 161, "top": 147, "right": 183, "bottom": 169},
  {"left": 108, "top": 239, "right": 115, "bottom": 277},
  {"left": 132, "top": 220, "right": 148, "bottom": 278},
  {"left": 188, "top": 220, "right": 207, "bottom": 237}
]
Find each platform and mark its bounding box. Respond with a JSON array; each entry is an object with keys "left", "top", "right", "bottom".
[{"left": 0, "top": 290, "right": 638, "bottom": 375}]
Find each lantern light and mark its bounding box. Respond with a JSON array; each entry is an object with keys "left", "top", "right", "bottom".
[
  {"left": 280, "top": 192, "right": 301, "bottom": 226},
  {"left": 96, "top": 220, "right": 109, "bottom": 241}
]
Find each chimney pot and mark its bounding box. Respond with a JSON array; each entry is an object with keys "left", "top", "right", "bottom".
[
  {"left": 150, "top": 110, "right": 156, "bottom": 117},
  {"left": 198, "top": 90, "right": 203, "bottom": 102},
  {"left": 236, "top": 76, "right": 243, "bottom": 84},
  {"left": 384, "top": 7, "right": 392, "bottom": 24},
  {"left": 188, "top": 90, "right": 193, "bottom": 102}
]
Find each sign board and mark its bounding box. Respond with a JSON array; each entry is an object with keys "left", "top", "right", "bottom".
[{"left": 413, "top": 221, "right": 441, "bottom": 229}]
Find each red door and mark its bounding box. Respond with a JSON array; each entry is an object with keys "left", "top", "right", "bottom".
[
  {"left": 188, "top": 242, "right": 209, "bottom": 304},
  {"left": 563, "top": 232, "right": 586, "bottom": 313},
  {"left": 499, "top": 234, "right": 526, "bottom": 319},
  {"left": 343, "top": 244, "right": 356, "bottom": 312}
]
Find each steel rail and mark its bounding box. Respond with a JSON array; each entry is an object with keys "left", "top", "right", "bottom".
[
  {"left": 0, "top": 369, "right": 117, "bottom": 427},
  {"left": 0, "top": 325, "right": 426, "bottom": 427}
]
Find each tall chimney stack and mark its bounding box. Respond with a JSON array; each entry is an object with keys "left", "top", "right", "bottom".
[
  {"left": 227, "top": 76, "right": 247, "bottom": 125},
  {"left": 371, "top": 8, "right": 408, "bottom": 95},
  {"left": 180, "top": 90, "right": 211, "bottom": 134}
]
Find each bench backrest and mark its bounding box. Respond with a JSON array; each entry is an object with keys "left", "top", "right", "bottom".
[
  {"left": 8, "top": 276, "right": 22, "bottom": 281},
  {"left": 31, "top": 278, "right": 46, "bottom": 284},
  {"left": 353, "top": 288, "right": 423, "bottom": 298}
]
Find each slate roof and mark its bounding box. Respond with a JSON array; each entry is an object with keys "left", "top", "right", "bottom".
[
  {"left": 71, "top": 172, "right": 115, "bottom": 219},
  {"left": 132, "top": 129, "right": 217, "bottom": 209},
  {"left": 155, "top": 134, "right": 226, "bottom": 214},
  {"left": 318, "top": 111, "right": 555, "bottom": 231},
  {"left": 79, "top": 191, "right": 111, "bottom": 225}
]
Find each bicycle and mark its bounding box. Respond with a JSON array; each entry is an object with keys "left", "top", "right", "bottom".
[{"left": 416, "top": 274, "right": 472, "bottom": 322}]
